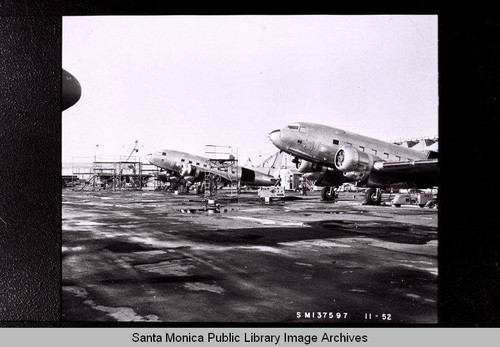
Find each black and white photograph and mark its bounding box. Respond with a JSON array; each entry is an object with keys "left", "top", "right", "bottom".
[{"left": 61, "top": 15, "right": 438, "bottom": 323}]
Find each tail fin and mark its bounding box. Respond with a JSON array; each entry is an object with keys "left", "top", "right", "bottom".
[{"left": 267, "top": 151, "right": 284, "bottom": 177}]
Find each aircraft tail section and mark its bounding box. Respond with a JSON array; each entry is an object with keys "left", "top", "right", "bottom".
[{"left": 267, "top": 151, "right": 284, "bottom": 177}]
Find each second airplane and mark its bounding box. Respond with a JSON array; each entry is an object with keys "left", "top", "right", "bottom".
[
  {"left": 268, "top": 122, "right": 438, "bottom": 204},
  {"left": 147, "top": 149, "right": 281, "bottom": 192}
]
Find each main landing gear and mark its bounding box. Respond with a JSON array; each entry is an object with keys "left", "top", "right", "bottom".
[
  {"left": 364, "top": 188, "right": 382, "bottom": 205},
  {"left": 321, "top": 186, "right": 337, "bottom": 202},
  {"left": 321, "top": 186, "right": 382, "bottom": 205}
]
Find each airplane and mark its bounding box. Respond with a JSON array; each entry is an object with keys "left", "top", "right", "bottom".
[
  {"left": 268, "top": 122, "right": 438, "bottom": 205},
  {"left": 147, "top": 149, "right": 282, "bottom": 192}
]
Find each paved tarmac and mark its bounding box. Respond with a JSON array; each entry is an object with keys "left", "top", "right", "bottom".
[{"left": 62, "top": 189, "right": 437, "bottom": 323}]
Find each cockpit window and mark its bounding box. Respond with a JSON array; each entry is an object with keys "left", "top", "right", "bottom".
[
  {"left": 162, "top": 152, "right": 166, "bottom": 156},
  {"left": 287, "top": 125, "right": 299, "bottom": 130}
]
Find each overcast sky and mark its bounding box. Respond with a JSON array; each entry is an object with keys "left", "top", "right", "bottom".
[{"left": 62, "top": 15, "right": 437, "bottom": 164}]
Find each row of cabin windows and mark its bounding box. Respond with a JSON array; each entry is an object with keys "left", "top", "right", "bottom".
[
  {"left": 159, "top": 153, "right": 235, "bottom": 171},
  {"left": 159, "top": 153, "right": 237, "bottom": 172},
  {"left": 160, "top": 154, "right": 239, "bottom": 169},
  {"left": 161, "top": 153, "right": 208, "bottom": 167},
  {"left": 331, "top": 140, "right": 404, "bottom": 161}
]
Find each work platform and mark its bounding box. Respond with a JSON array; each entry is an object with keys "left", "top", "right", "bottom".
[{"left": 203, "top": 145, "right": 239, "bottom": 201}]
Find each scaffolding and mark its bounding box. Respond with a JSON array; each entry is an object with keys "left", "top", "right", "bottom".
[
  {"left": 143, "top": 164, "right": 162, "bottom": 190},
  {"left": 72, "top": 158, "right": 142, "bottom": 191},
  {"left": 203, "top": 145, "right": 238, "bottom": 201},
  {"left": 66, "top": 140, "right": 156, "bottom": 191}
]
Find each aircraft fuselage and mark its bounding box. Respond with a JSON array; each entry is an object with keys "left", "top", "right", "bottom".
[{"left": 269, "top": 122, "right": 429, "bottom": 168}]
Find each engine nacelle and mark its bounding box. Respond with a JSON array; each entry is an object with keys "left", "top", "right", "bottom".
[
  {"left": 179, "top": 163, "right": 197, "bottom": 177},
  {"left": 303, "top": 171, "right": 323, "bottom": 181},
  {"left": 169, "top": 176, "right": 180, "bottom": 182},
  {"left": 334, "top": 145, "right": 376, "bottom": 172},
  {"left": 297, "top": 160, "right": 324, "bottom": 174},
  {"left": 343, "top": 171, "right": 370, "bottom": 182},
  {"left": 311, "top": 168, "right": 344, "bottom": 186},
  {"left": 183, "top": 176, "right": 195, "bottom": 184}
]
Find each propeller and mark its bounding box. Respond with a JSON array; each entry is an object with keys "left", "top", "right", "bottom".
[
  {"left": 335, "top": 150, "right": 345, "bottom": 168},
  {"left": 291, "top": 156, "right": 301, "bottom": 169}
]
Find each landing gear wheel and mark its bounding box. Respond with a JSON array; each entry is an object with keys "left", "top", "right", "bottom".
[
  {"left": 364, "top": 188, "right": 381, "bottom": 205},
  {"left": 321, "top": 186, "right": 336, "bottom": 202}
]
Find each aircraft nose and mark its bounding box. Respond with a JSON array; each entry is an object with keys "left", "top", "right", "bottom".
[
  {"left": 268, "top": 129, "right": 281, "bottom": 144},
  {"left": 146, "top": 153, "right": 153, "bottom": 163}
]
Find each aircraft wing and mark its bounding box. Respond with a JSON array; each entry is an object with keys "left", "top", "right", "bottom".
[
  {"left": 190, "top": 162, "right": 235, "bottom": 182},
  {"left": 194, "top": 162, "right": 277, "bottom": 186},
  {"left": 364, "top": 158, "right": 439, "bottom": 188},
  {"left": 373, "top": 159, "right": 438, "bottom": 175},
  {"left": 205, "top": 166, "right": 233, "bottom": 180}
]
